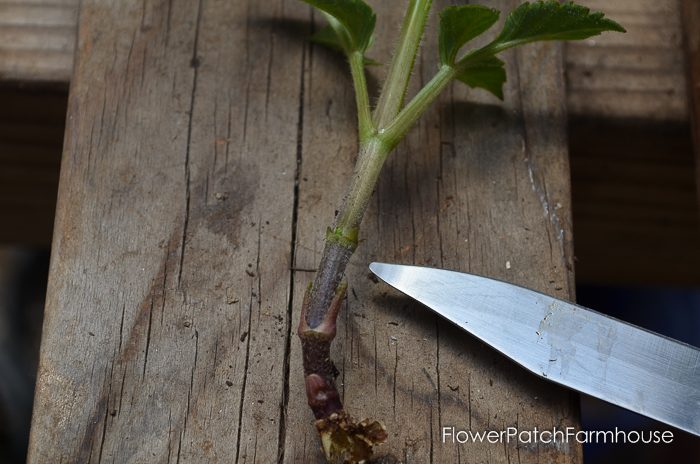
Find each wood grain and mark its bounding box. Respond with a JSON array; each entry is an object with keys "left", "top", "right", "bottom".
[
  {"left": 565, "top": 0, "right": 688, "bottom": 122},
  {"left": 566, "top": 0, "right": 700, "bottom": 286},
  {"left": 28, "top": 0, "right": 303, "bottom": 461},
  {"left": 28, "top": 1, "right": 580, "bottom": 462},
  {"left": 2, "top": 0, "right": 686, "bottom": 125},
  {"left": 0, "top": 0, "right": 79, "bottom": 82}
]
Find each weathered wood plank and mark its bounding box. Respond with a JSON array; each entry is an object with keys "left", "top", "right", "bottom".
[
  {"left": 570, "top": 118, "right": 700, "bottom": 286},
  {"left": 565, "top": 0, "right": 687, "bottom": 121},
  {"left": 28, "top": 0, "right": 303, "bottom": 462},
  {"left": 0, "top": 0, "right": 78, "bottom": 82},
  {"left": 7, "top": 0, "right": 683, "bottom": 123},
  {"left": 3, "top": 0, "right": 685, "bottom": 125},
  {"left": 29, "top": 0, "right": 579, "bottom": 462},
  {"left": 284, "top": 1, "right": 579, "bottom": 462},
  {"left": 566, "top": 0, "right": 700, "bottom": 286}
]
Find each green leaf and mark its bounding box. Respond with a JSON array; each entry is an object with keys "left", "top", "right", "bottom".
[
  {"left": 489, "top": 1, "right": 626, "bottom": 52},
  {"left": 311, "top": 25, "right": 344, "bottom": 53},
  {"left": 439, "top": 5, "right": 500, "bottom": 66},
  {"left": 451, "top": 1, "right": 624, "bottom": 99},
  {"left": 311, "top": 25, "right": 381, "bottom": 65},
  {"left": 300, "top": 0, "right": 376, "bottom": 54},
  {"left": 456, "top": 56, "right": 506, "bottom": 100}
]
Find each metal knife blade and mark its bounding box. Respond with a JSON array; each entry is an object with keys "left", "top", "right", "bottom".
[{"left": 369, "top": 262, "right": 700, "bottom": 436}]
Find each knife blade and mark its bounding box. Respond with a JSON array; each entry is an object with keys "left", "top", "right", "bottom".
[{"left": 369, "top": 262, "right": 700, "bottom": 436}]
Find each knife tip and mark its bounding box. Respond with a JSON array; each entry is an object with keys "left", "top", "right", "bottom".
[{"left": 369, "top": 261, "right": 395, "bottom": 277}]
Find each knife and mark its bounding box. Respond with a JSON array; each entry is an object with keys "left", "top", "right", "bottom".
[{"left": 369, "top": 262, "right": 700, "bottom": 436}]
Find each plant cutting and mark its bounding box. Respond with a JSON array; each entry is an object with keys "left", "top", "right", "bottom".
[{"left": 294, "top": 1, "right": 624, "bottom": 462}]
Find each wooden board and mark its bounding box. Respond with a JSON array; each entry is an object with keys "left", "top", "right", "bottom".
[
  {"left": 2, "top": 0, "right": 687, "bottom": 124},
  {"left": 565, "top": 0, "right": 688, "bottom": 122},
  {"left": 565, "top": 0, "right": 700, "bottom": 286},
  {"left": 0, "top": 0, "right": 78, "bottom": 82},
  {"left": 569, "top": 118, "right": 700, "bottom": 286},
  {"left": 28, "top": 1, "right": 580, "bottom": 462}
]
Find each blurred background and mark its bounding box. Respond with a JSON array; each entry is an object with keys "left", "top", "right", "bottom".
[{"left": 1, "top": 0, "right": 699, "bottom": 462}]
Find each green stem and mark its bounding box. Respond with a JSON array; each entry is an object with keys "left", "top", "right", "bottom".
[
  {"left": 303, "top": 138, "right": 389, "bottom": 329},
  {"left": 348, "top": 51, "right": 374, "bottom": 142},
  {"left": 335, "top": 137, "right": 389, "bottom": 241},
  {"left": 378, "top": 64, "right": 456, "bottom": 150},
  {"left": 373, "top": 0, "right": 433, "bottom": 128}
]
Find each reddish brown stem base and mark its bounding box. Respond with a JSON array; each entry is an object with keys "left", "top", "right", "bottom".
[
  {"left": 298, "top": 282, "right": 345, "bottom": 420},
  {"left": 298, "top": 269, "right": 389, "bottom": 463}
]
